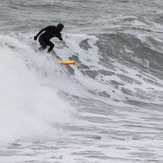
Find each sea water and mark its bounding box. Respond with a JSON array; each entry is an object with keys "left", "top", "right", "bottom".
[{"left": 0, "top": 0, "right": 163, "bottom": 162}]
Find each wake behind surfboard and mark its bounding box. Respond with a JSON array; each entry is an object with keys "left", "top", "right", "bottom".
[{"left": 54, "top": 60, "right": 76, "bottom": 65}]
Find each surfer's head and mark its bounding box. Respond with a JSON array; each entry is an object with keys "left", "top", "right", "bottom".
[{"left": 57, "top": 23, "right": 64, "bottom": 32}]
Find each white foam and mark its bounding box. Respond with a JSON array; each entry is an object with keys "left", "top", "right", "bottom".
[{"left": 0, "top": 35, "right": 74, "bottom": 143}]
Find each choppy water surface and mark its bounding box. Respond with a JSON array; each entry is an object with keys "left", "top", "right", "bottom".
[{"left": 0, "top": 0, "right": 163, "bottom": 162}]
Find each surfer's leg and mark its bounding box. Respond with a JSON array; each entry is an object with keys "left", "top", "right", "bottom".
[
  {"left": 47, "top": 41, "right": 54, "bottom": 53},
  {"left": 38, "top": 37, "right": 46, "bottom": 51}
]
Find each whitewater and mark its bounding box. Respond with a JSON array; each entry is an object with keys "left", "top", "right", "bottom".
[{"left": 0, "top": 0, "right": 163, "bottom": 163}]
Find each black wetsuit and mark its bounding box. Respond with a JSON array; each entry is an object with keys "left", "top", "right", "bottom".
[{"left": 34, "top": 24, "right": 64, "bottom": 53}]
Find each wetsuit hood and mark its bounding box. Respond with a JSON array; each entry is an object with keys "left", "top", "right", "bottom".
[{"left": 57, "top": 23, "right": 64, "bottom": 32}]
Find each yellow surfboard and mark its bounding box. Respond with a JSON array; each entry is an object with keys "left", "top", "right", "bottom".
[{"left": 54, "top": 60, "right": 76, "bottom": 65}]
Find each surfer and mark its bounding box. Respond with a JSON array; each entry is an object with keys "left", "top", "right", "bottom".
[{"left": 34, "top": 23, "right": 64, "bottom": 53}]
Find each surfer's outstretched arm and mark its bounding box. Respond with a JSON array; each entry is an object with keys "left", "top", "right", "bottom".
[{"left": 34, "top": 26, "right": 49, "bottom": 40}]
